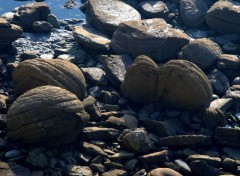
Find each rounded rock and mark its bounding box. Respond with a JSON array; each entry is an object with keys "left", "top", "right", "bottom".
[{"left": 147, "top": 168, "right": 182, "bottom": 176}]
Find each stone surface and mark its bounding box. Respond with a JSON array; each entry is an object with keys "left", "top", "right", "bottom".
[
  {"left": 206, "top": 1, "right": 240, "bottom": 34},
  {"left": 12, "top": 58, "right": 86, "bottom": 99},
  {"left": 217, "top": 54, "right": 240, "bottom": 70},
  {"left": 102, "top": 169, "right": 127, "bottom": 176},
  {"left": 224, "top": 85, "right": 240, "bottom": 109},
  {"left": 47, "top": 14, "right": 60, "bottom": 29},
  {"left": 187, "top": 155, "right": 221, "bottom": 167},
  {"left": 86, "top": 0, "right": 141, "bottom": 35},
  {"left": 73, "top": 24, "right": 111, "bottom": 52},
  {"left": 181, "top": 38, "right": 222, "bottom": 69},
  {"left": 179, "top": 0, "right": 208, "bottom": 28},
  {"left": 111, "top": 18, "right": 190, "bottom": 61},
  {"left": 0, "top": 162, "right": 31, "bottom": 176},
  {"left": 26, "top": 149, "right": 48, "bottom": 168},
  {"left": 147, "top": 168, "right": 182, "bottom": 176},
  {"left": 202, "top": 108, "right": 226, "bottom": 129},
  {"left": 82, "top": 67, "right": 107, "bottom": 86},
  {"left": 210, "top": 98, "right": 233, "bottom": 112},
  {"left": 32, "top": 21, "right": 53, "bottom": 33},
  {"left": 7, "top": 86, "right": 90, "bottom": 146},
  {"left": 223, "top": 147, "right": 240, "bottom": 160},
  {"left": 82, "top": 96, "right": 101, "bottom": 121},
  {"left": 82, "top": 127, "right": 121, "bottom": 140},
  {"left": 66, "top": 165, "right": 93, "bottom": 176},
  {"left": 139, "top": 150, "right": 168, "bottom": 165},
  {"left": 215, "top": 127, "right": 240, "bottom": 147}
]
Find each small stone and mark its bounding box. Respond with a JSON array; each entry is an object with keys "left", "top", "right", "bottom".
[
  {"left": 5, "top": 150, "right": 21, "bottom": 159},
  {"left": 217, "top": 54, "right": 240, "bottom": 70},
  {"left": 81, "top": 142, "right": 108, "bottom": 157},
  {"left": 124, "top": 159, "right": 138, "bottom": 171},
  {"left": 139, "top": 150, "right": 168, "bottom": 165},
  {"left": 82, "top": 127, "right": 121, "bottom": 140},
  {"left": 202, "top": 108, "right": 226, "bottom": 129},
  {"left": 26, "top": 149, "right": 48, "bottom": 169},
  {"left": 82, "top": 96, "right": 101, "bottom": 121},
  {"left": 20, "top": 51, "right": 38, "bottom": 60},
  {"left": 174, "top": 159, "right": 191, "bottom": 175},
  {"left": 222, "top": 158, "right": 236, "bottom": 173},
  {"left": 223, "top": 147, "right": 240, "bottom": 160},
  {"left": 102, "top": 169, "right": 127, "bottom": 176},
  {"left": 109, "top": 151, "right": 134, "bottom": 162},
  {"left": 186, "top": 155, "right": 221, "bottom": 167},
  {"left": 66, "top": 165, "right": 93, "bottom": 176},
  {"left": 0, "top": 162, "right": 31, "bottom": 176},
  {"left": 81, "top": 67, "right": 108, "bottom": 86},
  {"left": 210, "top": 98, "right": 233, "bottom": 112}
]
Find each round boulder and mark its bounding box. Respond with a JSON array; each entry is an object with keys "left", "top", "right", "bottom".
[
  {"left": 148, "top": 168, "right": 182, "bottom": 176},
  {"left": 7, "top": 86, "right": 90, "bottom": 146},
  {"left": 12, "top": 59, "right": 86, "bottom": 99}
]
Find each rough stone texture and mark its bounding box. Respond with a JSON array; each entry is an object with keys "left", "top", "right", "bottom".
[
  {"left": 217, "top": 54, "right": 240, "bottom": 70},
  {"left": 32, "top": 21, "right": 53, "bottom": 33},
  {"left": 7, "top": 86, "right": 90, "bottom": 146},
  {"left": 111, "top": 18, "right": 190, "bottom": 61},
  {"left": 12, "top": 2, "right": 51, "bottom": 30},
  {"left": 181, "top": 38, "right": 223, "bottom": 69},
  {"left": 179, "top": 0, "right": 208, "bottom": 28},
  {"left": 0, "top": 162, "right": 31, "bottom": 176},
  {"left": 224, "top": 85, "right": 240, "bottom": 109},
  {"left": 147, "top": 168, "right": 182, "bottom": 176},
  {"left": 81, "top": 67, "right": 108, "bottom": 86},
  {"left": 202, "top": 108, "right": 226, "bottom": 129},
  {"left": 137, "top": 1, "right": 169, "bottom": 19},
  {"left": 215, "top": 127, "right": 240, "bottom": 147},
  {"left": 86, "top": 0, "right": 141, "bottom": 35},
  {"left": 0, "top": 18, "right": 23, "bottom": 50},
  {"left": 82, "top": 96, "right": 101, "bottom": 121},
  {"left": 12, "top": 58, "right": 86, "bottom": 100},
  {"left": 206, "top": 1, "right": 240, "bottom": 34},
  {"left": 66, "top": 165, "right": 93, "bottom": 176},
  {"left": 73, "top": 24, "right": 111, "bottom": 52}
]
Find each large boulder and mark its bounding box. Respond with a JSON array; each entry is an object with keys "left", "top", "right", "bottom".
[
  {"left": 86, "top": 0, "right": 141, "bottom": 35},
  {"left": 206, "top": 0, "right": 240, "bottom": 34},
  {"left": 0, "top": 18, "right": 22, "bottom": 50},
  {"left": 7, "top": 86, "right": 90, "bottom": 146},
  {"left": 12, "top": 59, "right": 86, "bottom": 100},
  {"left": 111, "top": 18, "right": 190, "bottom": 61},
  {"left": 12, "top": 2, "right": 50, "bottom": 30}
]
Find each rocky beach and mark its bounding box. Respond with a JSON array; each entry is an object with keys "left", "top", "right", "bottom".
[{"left": 0, "top": 0, "right": 240, "bottom": 175}]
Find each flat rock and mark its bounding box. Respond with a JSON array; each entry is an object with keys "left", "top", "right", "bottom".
[
  {"left": 73, "top": 24, "right": 111, "bottom": 52},
  {"left": 147, "top": 168, "right": 182, "bottom": 176},
  {"left": 202, "top": 108, "right": 226, "bottom": 129},
  {"left": 215, "top": 127, "right": 240, "bottom": 147},
  {"left": 217, "top": 54, "right": 240, "bottom": 70},
  {"left": 0, "top": 162, "right": 31, "bottom": 176},
  {"left": 66, "top": 165, "right": 93, "bottom": 176},
  {"left": 210, "top": 98, "right": 233, "bottom": 112},
  {"left": 224, "top": 85, "right": 240, "bottom": 109},
  {"left": 81, "top": 142, "right": 108, "bottom": 157},
  {"left": 26, "top": 149, "right": 48, "bottom": 168},
  {"left": 186, "top": 154, "right": 221, "bottom": 167},
  {"left": 86, "top": 0, "right": 141, "bottom": 35},
  {"left": 139, "top": 150, "right": 168, "bottom": 165},
  {"left": 82, "top": 127, "right": 121, "bottom": 140},
  {"left": 82, "top": 96, "right": 101, "bottom": 121},
  {"left": 111, "top": 18, "right": 190, "bottom": 61}
]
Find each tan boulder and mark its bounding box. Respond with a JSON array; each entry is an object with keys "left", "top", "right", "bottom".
[{"left": 148, "top": 168, "right": 182, "bottom": 176}]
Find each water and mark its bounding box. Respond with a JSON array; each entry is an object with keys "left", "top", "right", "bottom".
[{"left": 0, "top": 0, "right": 85, "bottom": 20}]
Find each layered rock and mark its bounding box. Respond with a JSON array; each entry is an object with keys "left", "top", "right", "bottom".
[
  {"left": 206, "top": 0, "right": 240, "bottom": 34},
  {"left": 86, "top": 0, "right": 141, "bottom": 35},
  {"left": 12, "top": 59, "right": 86, "bottom": 99},
  {"left": 7, "top": 86, "right": 90, "bottom": 146},
  {"left": 0, "top": 18, "right": 22, "bottom": 50},
  {"left": 111, "top": 18, "right": 190, "bottom": 61}
]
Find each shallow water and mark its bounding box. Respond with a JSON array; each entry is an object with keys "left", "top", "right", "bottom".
[{"left": 0, "top": 0, "right": 85, "bottom": 20}]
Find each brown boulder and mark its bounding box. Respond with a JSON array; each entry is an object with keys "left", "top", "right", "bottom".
[
  {"left": 7, "top": 86, "right": 90, "bottom": 146},
  {"left": 148, "top": 168, "right": 182, "bottom": 176},
  {"left": 12, "top": 59, "right": 86, "bottom": 100}
]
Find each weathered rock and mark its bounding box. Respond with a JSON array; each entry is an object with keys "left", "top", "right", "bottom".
[
  {"left": 147, "top": 168, "right": 182, "bottom": 176},
  {"left": 139, "top": 150, "right": 168, "bottom": 165},
  {"left": 181, "top": 38, "right": 222, "bottom": 69},
  {"left": 215, "top": 127, "right": 240, "bottom": 147},
  {"left": 82, "top": 96, "right": 101, "bottom": 121},
  {"left": 111, "top": 18, "right": 190, "bottom": 61},
  {"left": 12, "top": 58, "right": 86, "bottom": 99},
  {"left": 32, "top": 21, "right": 53, "bottom": 33},
  {"left": 81, "top": 142, "right": 108, "bottom": 157},
  {"left": 47, "top": 14, "right": 60, "bottom": 29},
  {"left": 102, "top": 169, "right": 127, "bottom": 176},
  {"left": 179, "top": 0, "right": 208, "bottom": 28},
  {"left": 202, "top": 108, "right": 226, "bottom": 129},
  {"left": 73, "top": 24, "right": 111, "bottom": 52},
  {"left": 206, "top": 1, "right": 240, "bottom": 34},
  {"left": 157, "top": 135, "right": 212, "bottom": 147},
  {"left": 81, "top": 67, "right": 107, "bottom": 86},
  {"left": 7, "top": 86, "right": 90, "bottom": 146},
  {"left": 224, "top": 85, "right": 240, "bottom": 109},
  {"left": 137, "top": 1, "right": 169, "bottom": 19},
  {"left": 66, "top": 165, "right": 93, "bottom": 176},
  {"left": 0, "top": 162, "right": 31, "bottom": 176},
  {"left": 82, "top": 127, "right": 121, "bottom": 140},
  {"left": 86, "top": 0, "right": 141, "bottom": 35},
  {"left": 217, "top": 54, "right": 240, "bottom": 70},
  {"left": 0, "top": 18, "right": 23, "bottom": 50},
  {"left": 12, "top": 2, "right": 51, "bottom": 30},
  {"left": 187, "top": 155, "right": 221, "bottom": 167}
]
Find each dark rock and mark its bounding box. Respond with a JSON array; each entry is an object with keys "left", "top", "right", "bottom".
[
  {"left": 215, "top": 127, "right": 240, "bottom": 147},
  {"left": 82, "top": 127, "right": 121, "bottom": 140},
  {"left": 174, "top": 159, "right": 191, "bottom": 175},
  {"left": 32, "top": 21, "right": 53, "bottom": 33},
  {"left": 81, "top": 142, "right": 108, "bottom": 157},
  {"left": 66, "top": 165, "right": 93, "bottom": 176},
  {"left": 222, "top": 158, "right": 236, "bottom": 173},
  {"left": 217, "top": 54, "right": 240, "bottom": 70},
  {"left": 202, "top": 108, "right": 226, "bottom": 129},
  {"left": 20, "top": 50, "right": 38, "bottom": 60},
  {"left": 81, "top": 67, "right": 108, "bottom": 86},
  {"left": 187, "top": 155, "right": 221, "bottom": 167},
  {"left": 223, "top": 147, "right": 240, "bottom": 160},
  {"left": 0, "top": 162, "right": 31, "bottom": 176},
  {"left": 82, "top": 96, "right": 101, "bottom": 121},
  {"left": 47, "top": 14, "right": 60, "bottom": 29},
  {"left": 26, "top": 149, "right": 48, "bottom": 168}
]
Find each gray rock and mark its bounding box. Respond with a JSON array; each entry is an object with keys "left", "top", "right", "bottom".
[
  {"left": 139, "top": 150, "right": 168, "bottom": 165},
  {"left": 81, "top": 142, "right": 108, "bottom": 157},
  {"left": 82, "top": 96, "right": 101, "bottom": 121},
  {"left": 32, "top": 21, "right": 53, "bottom": 33},
  {"left": 82, "top": 67, "right": 108, "bottom": 86},
  {"left": 187, "top": 155, "right": 221, "bottom": 167},
  {"left": 124, "top": 159, "right": 138, "bottom": 171},
  {"left": 215, "top": 127, "right": 240, "bottom": 147},
  {"left": 82, "top": 127, "right": 121, "bottom": 140},
  {"left": 224, "top": 85, "right": 240, "bottom": 109},
  {"left": 26, "top": 149, "right": 48, "bottom": 169},
  {"left": 179, "top": 0, "right": 208, "bottom": 28},
  {"left": 217, "top": 54, "right": 240, "bottom": 70},
  {"left": 109, "top": 151, "right": 134, "bottom": 162},
  {"left": 47, "top": 14, "right": 60, "bottom": 29},
  {"left": 222, "top": 158, "right": 237, "bottom": 173},
  {"left": 210, "top": 98, "right": 233, "bottom": 112},
  {"left": 5, "top": 150, "right": 21, "bottom": 159},
  {"left": 102, "top": 169, "right": 127, "bottom": 176}
]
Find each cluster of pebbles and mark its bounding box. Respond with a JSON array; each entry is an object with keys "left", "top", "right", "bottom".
[{"left": 0, "top": 0, "right": 240, "bottom": 176}]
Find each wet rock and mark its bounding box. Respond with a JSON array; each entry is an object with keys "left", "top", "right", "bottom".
[
  {"left": 157, "top": 135, "right": 212, "bottom": 147},
  {"left": 224, "top": 85, "right": 240, "bottom": 109},
  {"left": 66, "top": 165, "right": 92, "bottom": 176},
  {"left": 181, "top": 38, "right": 222, "bottom": 69},
  {"left": 139, "top": 150, "right": 168, "bottom": 165},
  {"left": 217, "top": 54, "right": 240, "bottom": 70},
  {"left": 111, "top": 18, "right": 190, "bottom": 61},
  {"left": 26, "top": 149, "right": 48, "bottom": 168},
  {"left": 86, "top": 0, "right": 141, "bottom": 35},
  {"left": 137, "top": 1, "right": 169, "bottom": 19},
  {"left": 73, "top": 24, "right": 111, "bottom": 52},
  {"left": 207, "top": 69, "right": 230, "bottom": 95},
  {"left": 12, "top": 58, "right": 86, "bottom": 99},
  {"left": 206, "top": 1, "right": 240, "bottom": 34},
  {"left": 187, "top": 155, "right": 221, "bottom": 167},
  {"left": 0, "top": 18, "right": 23, "bottom": 50},
  {"left": 147, "top": 168, "right": 182, "bottom": 176},
  {"left": 210, "top": 98, "right": 233, "bottom": 112},
  {"left": 121, "top": 128, "right": 155, "bottom": 153},
  {"left": 81, "top": 67, "right": 107, "bottom": 86},
  {"left": 12, "top": 2, "right": 51, "bottom": 30},
  {"left": 47, "top": 14, "right": 60, "bottom": 29},
  {"left": 103, "top": 55, "right": 133, "bottom": 88},
  {"left": 202, "top": 108, "right": 226, "bottom": 129},
  {"left": 179, "top": 0, "right": 208, "bottom": 28},
  {"left": 82, "top": 127, "right": 121, "bottom": 140},
  {"left": 0, "top": 162, "right": 31, "bottom": 176},
  {"left": 7, "top": 86, "right": 90, "bottom": 146},
  {"left": 82, "top": 96, "right": 101, "bottom": 121},
  {"left": 102, "top": 169, "right": 127, "bottom": 176},
  {"left": 32, "top": 21, "right": 53, "bottom": 33},
  {"left": 215, "top": 127, "right": 240, "bottom": 147}
]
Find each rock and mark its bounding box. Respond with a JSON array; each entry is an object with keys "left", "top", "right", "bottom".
[
  {"left": 187, "top": 155, "right": 221, "bottom": 167},
  {"left": 111, "top": 18, "right": 190, "bottom": 61},
  {"left": 207, "top": 69, "right": 230, "bottom": 95},
  {"left": 82, "top": 127, "right": 121, "bottom": 140},
  {"left": 174, "top": 159, "right": 191, "bottom": 175},
  {"left": 102, "top": 169, "right": 127, "bottom": 176},
  {"left": 5, "top": 150, "right": 21, "bottom": 159},
  {"left": 81, "top": 67, "right": 108, "bottom": 86},
  {"left": 81, "top": 142, "right": 108, "bottom": 157},
  {"left": 147, "top": 168, "right": 182, "bottom": 176},
  {"left": 82, "top": 96, "right": 101, "bottom": 121},
  {"left": 210, "top": 98, "right": 233, "bottom": 112},
  {"left": 12, "top": 59, "right": 86, "bottom": 99},
  {"left": 121, "top": 128, "right": 155, "bottom": 153},
  {"left": 222, "top": 158, "right": 236, "bottom": 173},
  {"left": 66, "top": 165, "right": 93, "bottom": 176},
  {"left": 206, "top": 1, "right": 240, "bottom": 34},
  {"left": 20, "top": 50, "right": 38, "bottom": 60},
  {"left": 215, "top": 127, "right": 240, "bottom": 147},
  {"left": 0, "top": 94, "right": 7, "bottom": 112},
  {"left": 139, "top": 150, "right": 168, "bottom": 165},
  {"left": 73, "top": 24, "right": 111, "bottom": 52},
  {"left": 105, "top": 115, "right": 138, "bottom": 130},
  {"left": 217, "top": 54, "right": 240, "bottom": 70},
  {"left": 0, "top": 162, "right": 31, "bottom": 176},
  {"left": 157, "top": 135, "right": 212, "bottom": 147},
  {"left": 202, "top": 108, "right": 226, "bottom": 129},
  {"left": 7, "top": 86, "right": 90, "bottom": 146},
  {"left": 224, "top": 85, "right": 240, "bottom": 109},
  {"left": 32, "top": 21, "right": 53, "bottom": 33},
  {"left": 223, "top": 147, "right": 240, "bottom": 160},
  {"left": 26, "top": 149, "right": 48, "bottom": 168},
  {"left": 12, "top": 2, "right": 51, "bottom": 30},
  {"left": 124, "top": 159, "right": 138, "bottom": 171},
  {"left": 0, "top": 18, "right": 23, "bottom": 50},
  {"left": 109, "top": 151, "right": 134, "bottom": 162},
  {"left": 181, "top": 38, "right": 222, "bottom": 69},
  {"left": 137, "top": 1, "right": 169, "bottom": 19},
  {"left": 179, "top": 0, "right": 208, "bottom": 28},
  {"left": 47, "top": 14, "right": 60, "bottom": 29},
  {"left": 86, "top": 0, "right": 141, "bottom": 35},
  {"left": 103, "top": 55, "right": 133, "bottom": 88}
]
